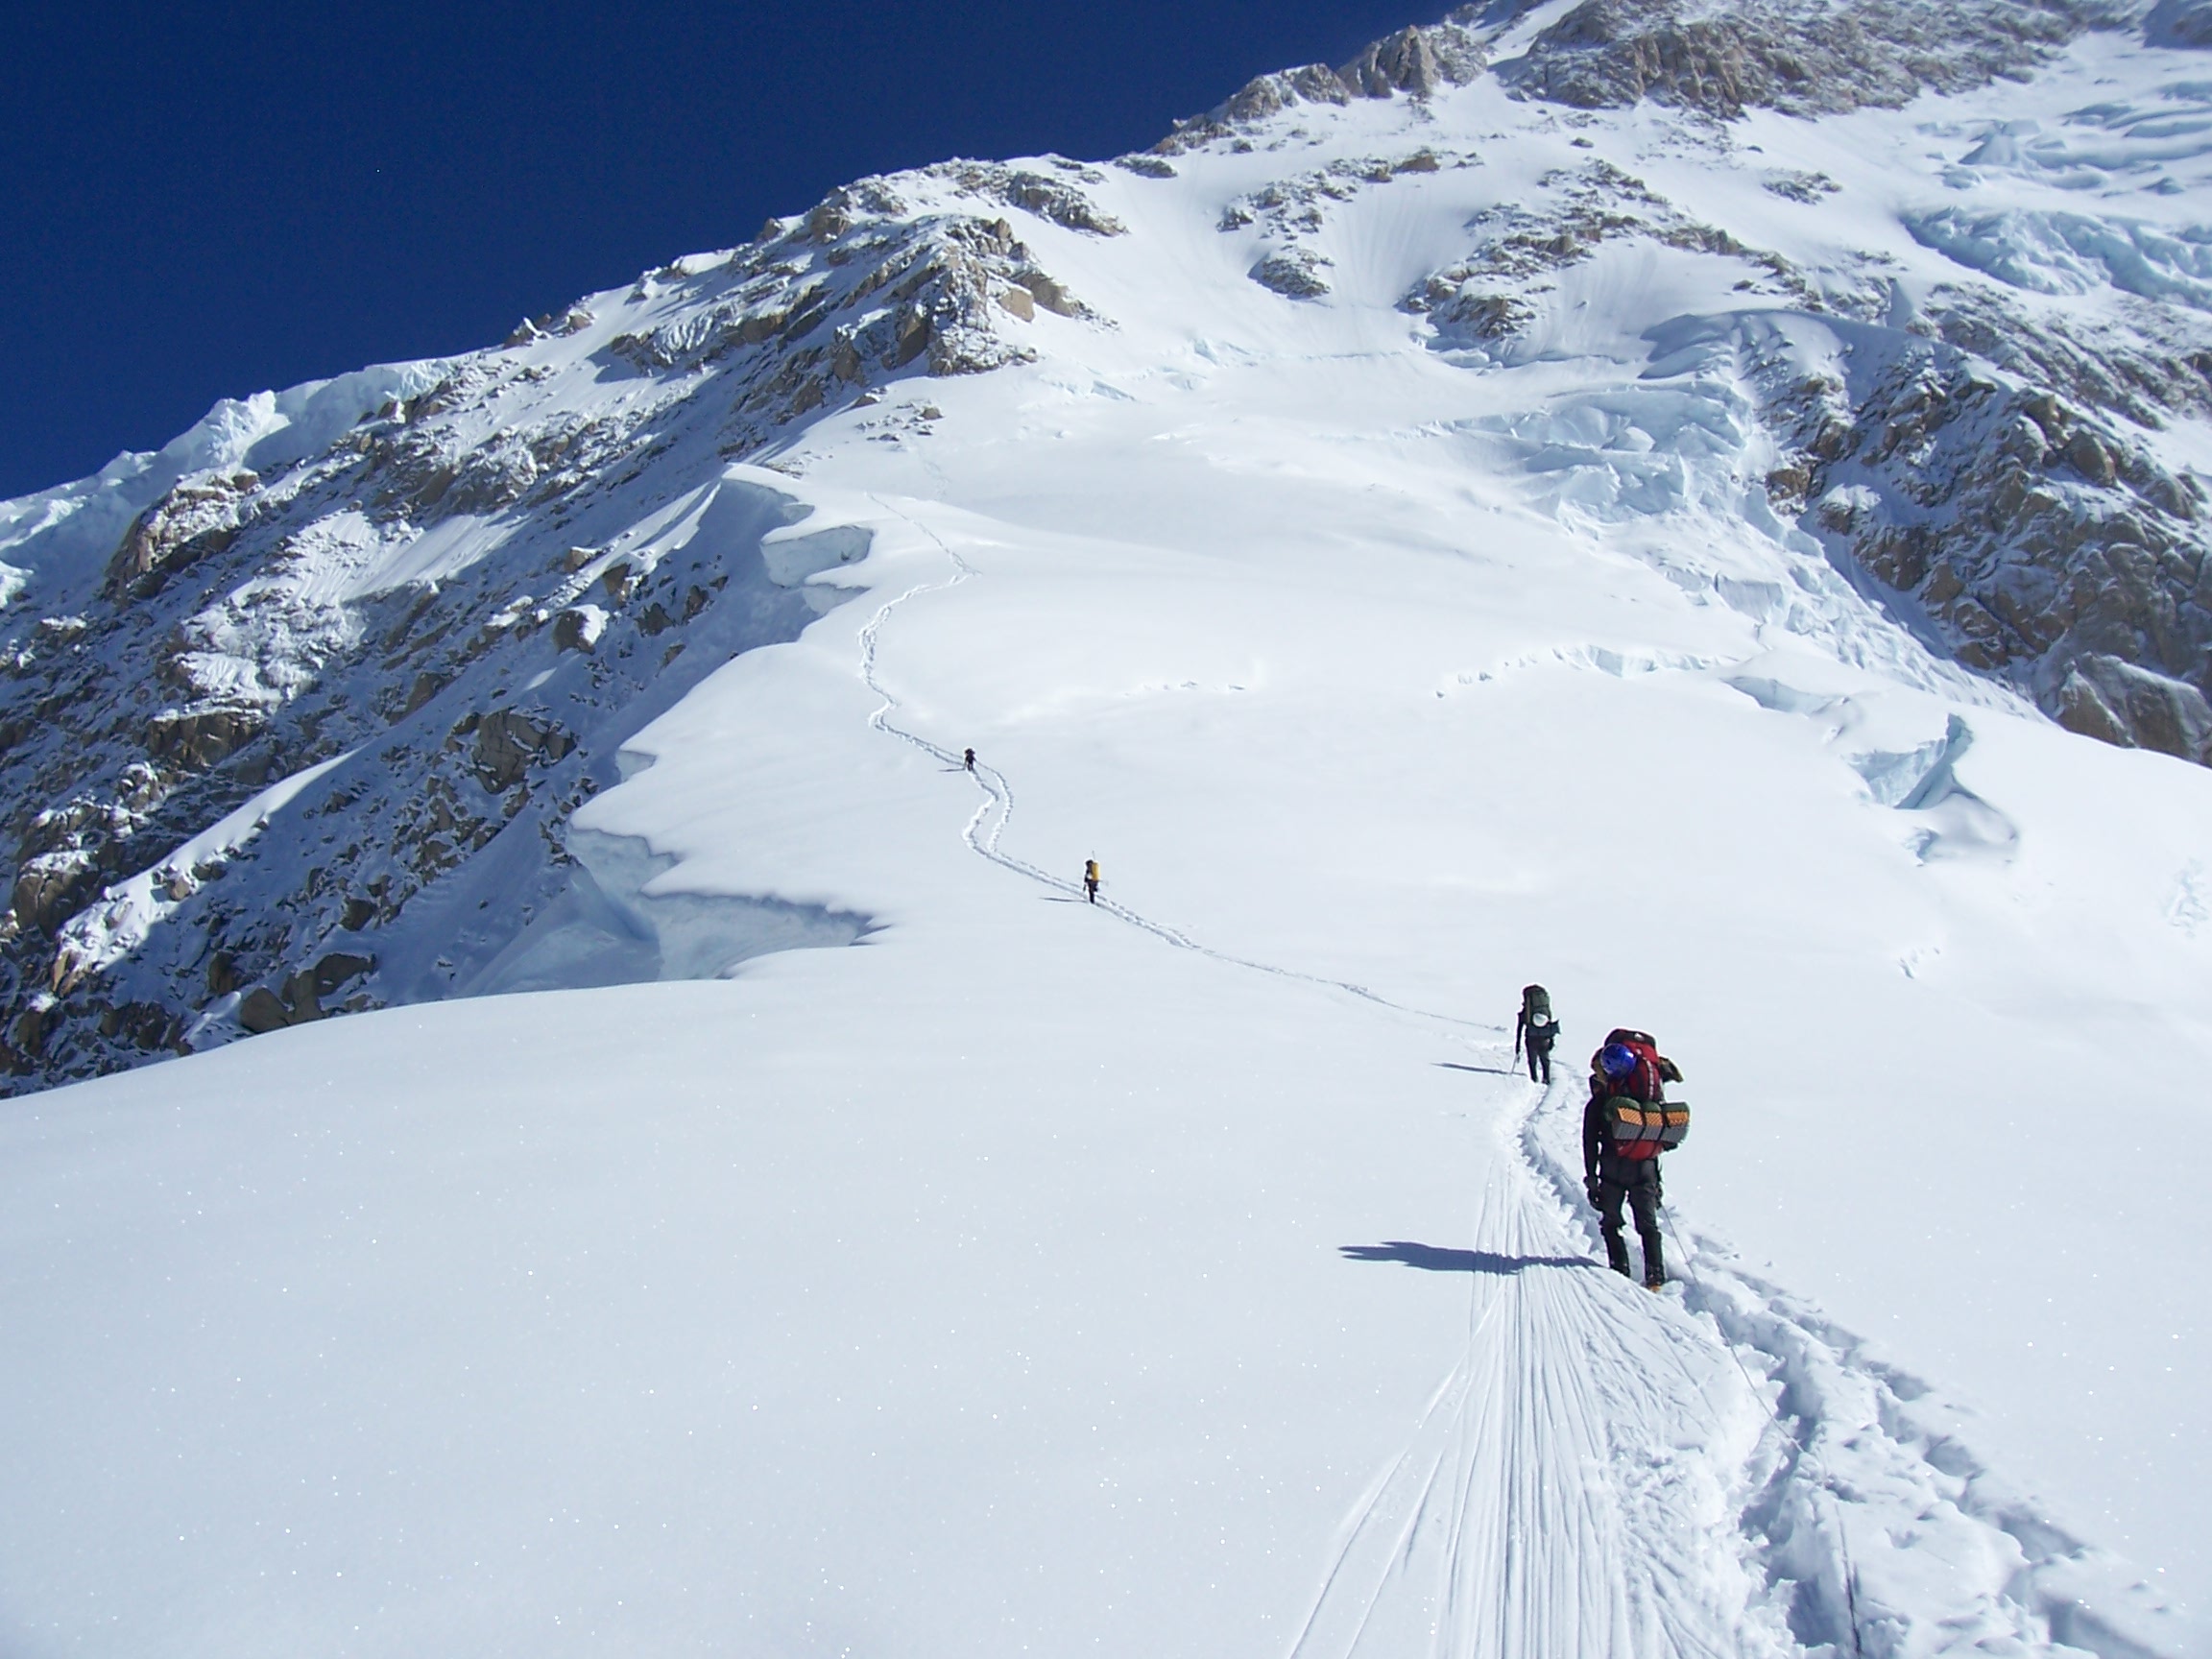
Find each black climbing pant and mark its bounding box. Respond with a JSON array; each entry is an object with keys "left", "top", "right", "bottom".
[
  {"left": 1597, "top": 1174, "right": 1664, "bottom": 1285},
  {"left": 1525, "top": 1042, "right": 1552, "bottom": 1084}
]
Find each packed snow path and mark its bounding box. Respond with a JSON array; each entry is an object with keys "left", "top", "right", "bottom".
[
  {"left": 1294, "top": 1091, "right": 1760, "bottom": 1659},
  {"left": 860, "top": 493, "right": 1491, "bottom": 1023}
]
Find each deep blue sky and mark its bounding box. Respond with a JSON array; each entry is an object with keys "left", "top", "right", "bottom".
[{"left": 1, "top": 1, "right": 1433, "bottom": 499}]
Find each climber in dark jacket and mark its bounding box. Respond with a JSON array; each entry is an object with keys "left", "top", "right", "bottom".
[
  {"left": 1581, "top": 1028, "right": 1685, "bottom": 1289},
  {"left": 1514, "top": 985, "right": 1559, "bottom": 1084}
]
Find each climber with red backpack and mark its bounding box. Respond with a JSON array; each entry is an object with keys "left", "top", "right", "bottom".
[{"left": 1581, "top": 1028, "right": 1689, "bottom": 1289}]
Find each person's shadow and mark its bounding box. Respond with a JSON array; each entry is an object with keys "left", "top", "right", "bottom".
[
  {"left": 1339, "top": 1241, "right": 1596, "bottom": 1274},
  {"left": 1434, "top": 1062, "right": 1518, "bottom": 1077}
]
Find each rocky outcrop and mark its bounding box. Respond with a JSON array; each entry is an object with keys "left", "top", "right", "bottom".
[
  {"left": 235, "top": 951, "right": 373, "bottom": 1034},
  {"left": 11, "top": 851, "right": 99, "bottom": 936},
  {"left": 146, "top": 707, "right": 266, "bottom": 771},
  {"left": 608, "top": 203, "right": 1094, "bottom": 412},
  {"left": 2056, "top": 654, "right": 2212, "bottom": 757},
  {"left": 106, "top": 471, "right": 258, "bottom": 598},
  {"left": 1499, "top": 0, "right": 2118, "bottom": 118},
  {"left": 1214, "top": 64, "right": 1355, "bottom": 131},
  {"left": 1925, "top": 288, "right": 2212, "bottom": 430},
  {"left": 1251, "top": 249, "right": 1334, "bottom": 299},
  {"left": 937, "top": 162, "right": 1127, "bottom": 238},
  {"left": 469, "top": 709, "right": 576, "bottom": 793},
  {"left": 552, "top": 606, "right": 608, "bottom": 655},
  {"left": 1160, "top": 15, "right": 1486, "bottom": 151},
  {"left": 1404, "top": 160, "right": 1811, "bottom": 351},
  {"left": 1341, "top": 22, "right": 1488, "bottom": 97},
  {"left": 1776, "top": 341, "right": 2212, "bottom": 762}
]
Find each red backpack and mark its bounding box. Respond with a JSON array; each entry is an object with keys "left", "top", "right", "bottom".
[
  {"left": 1607, "top": 1031, "right": 1667, "bottom": 1101},
  {"left": 1598, "top": 1029, "right": 1688, "bottom": 1160}
]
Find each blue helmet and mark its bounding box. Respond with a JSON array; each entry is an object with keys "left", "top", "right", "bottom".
[{"left": 1599, "top": 1043, "right": 1638, "bottom": 1081}]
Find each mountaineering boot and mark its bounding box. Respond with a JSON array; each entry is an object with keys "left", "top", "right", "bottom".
[
  {"left": 1644, "top": 1273, "right": 1666, "bottom": 1291},
  {"left": 1605, "top": 1239, "right": 1632, "bottom": 1277}
]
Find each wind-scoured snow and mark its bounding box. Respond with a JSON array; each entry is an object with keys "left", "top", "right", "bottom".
[{"left": 1, "top": 1, "right": 2211, "bottom": 1653}]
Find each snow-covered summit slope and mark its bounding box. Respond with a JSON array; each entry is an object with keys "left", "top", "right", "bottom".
[
  {"left": 4, "top": 0, "right": 2212, "bottom": 1651},
  {"left": 7, "top": 0, "right": 2212, "bottom": 1091}
]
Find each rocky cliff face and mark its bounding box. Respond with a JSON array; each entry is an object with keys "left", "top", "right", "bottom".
[
  {"left": 5, "top": 0, "right": 2212, "bottom": 1092},
  {"left": 1499, "top": 0, "right": 2121, "bottom": 117},
  {"left": 1782, "top": 311, "right": 2212, "bottom": 760}
]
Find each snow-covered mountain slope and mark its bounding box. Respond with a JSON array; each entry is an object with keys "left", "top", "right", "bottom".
[
  {"left": 12, "top": 0, "right": 2212, "bottom": 1092},
  {"left": 3, "top": 0, "right": 2212, "bottom": 1652}
]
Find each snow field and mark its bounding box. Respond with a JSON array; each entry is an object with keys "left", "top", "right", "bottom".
[{"left": 0, "top": 902, "right": 1536, "bottom": 1654}]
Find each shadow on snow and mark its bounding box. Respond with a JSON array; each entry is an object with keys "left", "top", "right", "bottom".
[{"left": 1339, "top": 1241, "right": 1599, "bottom": 1275}]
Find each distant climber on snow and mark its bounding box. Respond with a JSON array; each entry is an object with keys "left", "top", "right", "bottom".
[
  {"left": 1513, "top": 984, "right": 1559, "bottom": 1084},
  {"left": 1084, "top": 858, "right": 1100, "bottom": 903},
  {"left": 963, "top": 747, "right": 975, "bottom": 772},
  {"left": 1581, "top": 1028, "right": 1689, "bottom": 1290}
]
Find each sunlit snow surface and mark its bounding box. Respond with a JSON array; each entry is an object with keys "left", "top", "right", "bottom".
[{"left": 5, "top": 13, "right": 2212, "bottom": 1658}]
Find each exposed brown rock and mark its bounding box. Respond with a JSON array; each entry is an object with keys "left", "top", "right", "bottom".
[
  {"left": 1251, "top": 250, "right": 1334, "bottom": 300},
  {"left": 236, "top": 986, "right": 296, "bottom": 1034},
  {"left": 1339, "top": 23, "right": 1486, "bottom": 97},
  {"left": 1016, "top": 273, "right": 1080, "bottom": 318},
  {"left": 146, "top": 708, "right": 265, "bottom": 771},
  {"left": 1777, "top": 337, "right": 2212, "bottom": 762},
  {"left": 312, "top": 951, "right": 373, "bottom": 995},
  {"left": 471, "top": 709, "right": 575, "bottom": 792},
  {"left": 106, "top": 471, "right": 258, "bottom": 598},
  {"left": 1501, "top": 0, "right": 2099, "bottom": 119},
  {"left": 553, "top": 608, "right": 607, "bottom": 654},
  {"left": 12, "top": 853, "right": 98, "bottom": 935}
]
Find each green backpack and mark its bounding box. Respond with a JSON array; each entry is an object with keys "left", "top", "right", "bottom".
[{"left": 1521, "top": 985, "right": 1557, "bottom": 1045}]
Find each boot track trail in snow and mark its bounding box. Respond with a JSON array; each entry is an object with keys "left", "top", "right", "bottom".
[
  {"left": 845, "top": 496, "right": 2190, "bottom": 1659},
  {"left": 858, "top": 493, "right": 1491, "bottom": 1029}
]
